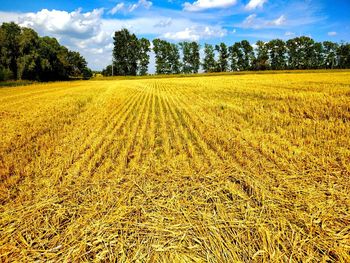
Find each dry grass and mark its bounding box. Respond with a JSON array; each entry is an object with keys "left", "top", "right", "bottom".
[{"left": 0, "top": 71, "right": 350, "bottom": 262}]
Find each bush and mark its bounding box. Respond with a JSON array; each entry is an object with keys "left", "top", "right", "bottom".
[{"left": 82, "top": 67, "right": 93, "bottom": 80}]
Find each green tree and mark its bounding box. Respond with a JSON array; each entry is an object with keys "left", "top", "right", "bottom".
[
  {"left": 16, "top": 27, "right": 40, "bottom": 80},
  {"left": 0, "top": 22, "right": 21, "bottom": 79},
  {"left": 180, "top": 41, "right": 200, "bottom": 74},
  {"left": 113, "top": 28, "right": 139, "bottom": 76},
  {"left": 337, "top": 43, "right": 350, "bottom": 69},
  {"left": 267, "top": 39, "right": 286, "bottom": 70},
  {"left": 169, "top": 43, "right": 181, "bottom": 74},
  {"left": 287, "top": 36, "right": 315, "bottom": 69},
  {"left": 153, "top": 39, "right": 181, "bottom": 74},
  {"left": 229, "top": 42, "right": 244, "bottom": 71},
  {"left": 138, "top": 38, "right": 150, "bottom": 75},
  {"left": 253, "top": 40, "right": 269, "bottom": 70},
  {"left": 240, "top": 40, "right": 254, "bottom": 70},
  {"left": 215, "top": 43, "right": 229, "bottom": 72},
  {"left": 323, "top": 41, "right": 338, "bottom": 69},
  {"left": 203, "top": 44, "right": 216, "bottom": 73}
]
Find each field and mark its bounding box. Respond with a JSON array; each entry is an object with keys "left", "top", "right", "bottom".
[{"left": 1, "top": 71, "right": 350, "bottom": 262}]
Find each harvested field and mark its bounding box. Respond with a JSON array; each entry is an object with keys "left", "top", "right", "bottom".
[{"left": 1, "top": 71, "right": 350, "bottom": 262}]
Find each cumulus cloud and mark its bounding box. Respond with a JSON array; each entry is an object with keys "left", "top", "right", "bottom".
[
  {"left": 183, "top": 0, "right": 237, "bottom": 12},
  {"left": 245, "top": 0, "right": 267, "bottom": 10},
  {"left": 163, "top": 26, "right": 227, "bottom": 41},
  {"left": 18, "top": 8, "right": 103, "bottom": 39},
  {"left": 108, "top": 3, "right": 125, "bottom": 15},
  {"left": 328, "top": 31, "right": 337, "bottom": 36},
  {"left": 238, "top": 14, "right": 287, "bottom": 29}
]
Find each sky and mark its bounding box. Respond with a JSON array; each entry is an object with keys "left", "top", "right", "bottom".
[{"left": 0, "top": 0, "right": 349, "bottom": 71}]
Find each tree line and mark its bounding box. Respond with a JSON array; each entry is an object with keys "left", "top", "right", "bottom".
[
  {"left": 103, "top": 29, "right": 350, "bottom": 76},
  {"left": 0, "top": 22, "right": 92, "bottom": 82}
]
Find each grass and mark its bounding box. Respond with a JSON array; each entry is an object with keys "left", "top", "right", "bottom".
[{"left": 0, "top": 71, "right": 350, "bottom": 262}]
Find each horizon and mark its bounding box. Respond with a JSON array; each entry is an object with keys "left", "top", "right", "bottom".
[{"left": 1, "top": 0, "right": 349, "bottom": 71}]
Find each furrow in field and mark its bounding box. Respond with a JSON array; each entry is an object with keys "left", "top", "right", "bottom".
[
  {"left": 162, "top": 83, "right": 268, "bottom": 203},
  {"left": 148, "top": 83, "right": 184, "bottom": 167},
  {"left": 161, "top": 84, "right": 211, "bottom": 171},
  {"left": 115, "top": 87, "right": 153, "bottom": 173},
  {"left": 84, "top": 85, "right": 151, "bottom": 178},
  {"left": 98, "top": 85, "right": 151, "bottom": 174},
  {"left": 67, "top": 87, "right": 147, "bottom": 181},
  {"left": 62, "top": 87, "right": 141, "bottom": 178},
  {"left": 0, "top": 83, "right": 83, "bottom": 109},
  {"left": 127, "top": 84, "right": 154, "bottom": 168}
]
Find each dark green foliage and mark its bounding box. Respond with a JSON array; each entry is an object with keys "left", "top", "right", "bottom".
[
  {"left": 180, "top": 41, "right": 200, "bottom": 74},
  {"left": 138, "top": 38, "right": 151, "bottom": 76},
  {"left": 253, "top": 41, "right": 269, "bottom": 70},
  {"left": 112, "top": 29, "right": 151, "bottom": 76},
  {"left": 337, "top": 43, "right": 350, "bottom": 69},
  {"left": 215, "top": 43, "right": 229, "bottom": 72},
  {"left": 229, "top": 42, "right": 244, "bottom": 71},
  {"left": 102, "top": 65, "right": 113, "bottom": 77},
  {"left": 323, "top": 41, "right": 338, "bottom": 69},
  {"left": 203, "top": 44, "right": 216, "bottom": 73},
  {"left": 113, "top": 29, "right": 139, "bottom": 76},
  {"left": 0, "top": 22, "right": 91, "bottom": 81},
  {"left": 267, "top": 39, "right": 287, "bottom": 70},
  {"left": 153, "top": 39, "right": 181, "bottom": 75},
  {"left": 82, "top": 67, "right": 93, "bottom": 80}
]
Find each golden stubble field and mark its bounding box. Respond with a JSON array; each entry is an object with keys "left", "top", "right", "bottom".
[{"left": 0, "top": 72, "right": 350, "bottom": 262}]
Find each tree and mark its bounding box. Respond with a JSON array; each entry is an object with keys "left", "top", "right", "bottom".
[
  {"left": 113, "top": 28, "right": 139, "bottom": 76},
  {"left": 203, "top": 44, "right": 216, "bottom": 73},
  {"left": 312, "top": 42, "right": 324, "bottom": 69},
  {"left": 323, "top": 41, "right": 338, "bottom": 69},
  {"left": 0, "top": 22, "right": 21, "bottom": 80},
  {"left": 169, "top": 43, "right": 181, "bottom": 74},
  {"left": 253, "top": 40, "right": 269, "bottom": 70},
  {"left": 240, "top": 40, "right": 254, "bottom": 70},
  {"left": 229, "top": 42, "right": 244, "bottom": 71},
  {"left": 82, "top": 67, "right": 93, "bottom": 79},
  {"left": 102, "top": 65, "right": 113, "bottom": 76},
  {"left": 287, "top": 36, "right": 315, "bottom": 69},
  {"left": 215, "top": 43, "right": 229, "bottom": 72},
  {"left": 153, "top": 39, "right": 181, "bottom": 74},
  {"left": 267, "top": 39, "right": 286, "bottom": 70},
  {"left": 138, "top": 38, "right": 151, "bottom": 75},
  {"left": 0, "top": 22, "right": 91, "bottom": 81},
  {"left": 179, "top": 41, "right": 200, "bottom": 74},
  {"left": 337, "top": 43, "right": 350, "bottom": 69},
  {"left": 16, "top": 27, "right": 40, "bottom": 80}
]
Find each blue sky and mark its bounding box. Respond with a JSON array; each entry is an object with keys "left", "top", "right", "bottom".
[{"left": 1, "top": 0, "right": 349, "bottom": 70}]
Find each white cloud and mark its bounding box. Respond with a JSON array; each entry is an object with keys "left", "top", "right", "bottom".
[
  {"left": 108, "top": 3, "right": 125, "bottom": 15},
  {"left": 245, "top": 0, "right": 267, "bottom": 10},
  {"left": 238, "top": 14, "right": 287, "bottom": 29},
  {"left": 18, "top": 8, "right": 103, "bottom": 39},
  {"left": 154, "top": 18, "right": 172, "bottom": 28},
  {"left": 129, "top": 0, "right": 153, "bottom": 12},
  {"left": 328, "top": 31, "right": 337, "bottom": 36},
  {"left": 163, "top": 26, "right": 227, "bottom": 41},
  {"left": 268, "top": 15, "right": 286, "bottom": 26},
  {"left": 285, "top": 31, "right": 295, "bottom": 37},
  {"left": 183, "top": 0, "right": 237, "bottom": 12}
]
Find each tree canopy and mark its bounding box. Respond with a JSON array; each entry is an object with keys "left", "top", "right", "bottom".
[{"left": 0, "top": 22, "right": 92, "bottom": 81}]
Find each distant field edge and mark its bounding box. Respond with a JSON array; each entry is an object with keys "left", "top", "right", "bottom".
[{"left": 94, "top": 69, "right": 350, "bottom": 81}]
